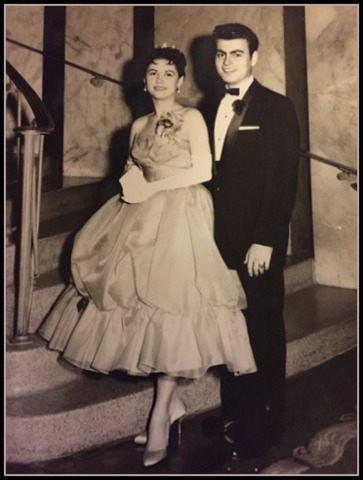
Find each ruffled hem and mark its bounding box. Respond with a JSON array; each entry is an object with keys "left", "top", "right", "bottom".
[{"left": 38, "top": 285, "right": 257, "bottom": 379}]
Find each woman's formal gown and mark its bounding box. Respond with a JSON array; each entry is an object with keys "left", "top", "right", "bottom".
[{"left": 38, "top": 109, "right": 257, "bottom": 379}]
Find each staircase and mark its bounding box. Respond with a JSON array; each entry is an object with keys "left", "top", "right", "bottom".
[{"left": 5, "top": 180, "right": 357, "bottom": 464}]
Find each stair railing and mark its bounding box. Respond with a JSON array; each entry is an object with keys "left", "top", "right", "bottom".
[
  {"left": 6, "top": 61, "right": 54, "bottom": 344},
  {"left": 300, "top": 150, "right": 357, "bottom": 190},
  {"left": 6, "top": 37, "right": 123, "bottom": 88}
]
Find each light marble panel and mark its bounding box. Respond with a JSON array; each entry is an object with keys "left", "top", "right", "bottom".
[
  {"left": 64, "top": 6, "right": 133, "bottom": 178},
  {"left": 5, "top": 6, "right": 44, "bottom": 134},
  {"left": 155, "top": 5, "right": 286, "bottom": 107},
  {"left": 306, "top": 5, "right": 357, "bottom": 288},
  {"left": 311, "top": 161, "right": 357, "bottom": 288},
  {"left": 5, "top": 5, "right": 44, "bottom": 97}
]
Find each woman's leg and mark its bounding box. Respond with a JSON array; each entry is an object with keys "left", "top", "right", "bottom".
[
  {"left": 135, "top": 379, "right": 187, "bottom": 445},
  {"left": 146, "top": 374, "right": 178, "bottom": 452}
]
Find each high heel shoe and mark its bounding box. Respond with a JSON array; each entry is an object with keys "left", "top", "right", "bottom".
[
  {"left": 134, "top": 399, "right": 187, "bottom": 445},
  {"left": 142, "top": 416, "right": 184, "bottom": 467},
  {"left": 143, "top": 446, "right": 168, "bottom": 467}
]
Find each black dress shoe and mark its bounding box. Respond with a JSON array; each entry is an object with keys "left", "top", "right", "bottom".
[
  {"left": 202, "top": 415, "right": 235, "bottom": 431},
  {"left": 224, "top": 411, "right": 282, "bottom": 459}
]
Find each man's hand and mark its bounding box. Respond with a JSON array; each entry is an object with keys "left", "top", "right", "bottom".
[{"left": 244, "top": 244, "right": 273, "bottom": 277}]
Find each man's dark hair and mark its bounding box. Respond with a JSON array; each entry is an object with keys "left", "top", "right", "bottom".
[
  {"left": 212, "top": 23, "right": 259, "bottom": 56},
  {"left": 144, "top": 47, "right": 186, "bottom": 77}
]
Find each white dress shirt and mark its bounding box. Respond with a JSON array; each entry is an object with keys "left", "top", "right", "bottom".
[{"left": 214, "top": 76, "right": 254, "bottom": 161}]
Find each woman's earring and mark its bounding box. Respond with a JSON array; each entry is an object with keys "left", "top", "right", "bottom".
[{"left": 143, "top": 85, "right": 147, "bottom": 92}]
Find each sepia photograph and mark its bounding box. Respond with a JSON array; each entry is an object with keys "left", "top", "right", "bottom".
[{"left": 5, "top": 4, "right": 358, "bottom": 475}]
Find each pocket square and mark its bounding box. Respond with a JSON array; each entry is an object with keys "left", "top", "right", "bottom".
[{"left": 238, "top": 126, "right": 260, "bottom": 131}]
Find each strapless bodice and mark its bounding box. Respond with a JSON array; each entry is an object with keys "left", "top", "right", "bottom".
[{"left": 130, "top": 109, "right": 192, "bottom": 181}]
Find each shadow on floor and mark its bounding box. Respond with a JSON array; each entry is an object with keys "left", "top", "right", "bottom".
[{"left": 6, "top": 348, "right": 357, "bottom": 475}]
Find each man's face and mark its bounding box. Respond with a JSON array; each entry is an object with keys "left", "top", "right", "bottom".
[{"left": 215, "top": 38, "right": 258, "bottom": 87}]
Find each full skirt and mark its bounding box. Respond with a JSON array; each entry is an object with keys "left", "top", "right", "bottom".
[{"left": 38, "top": 185, "right": 257, "bottom": 379}]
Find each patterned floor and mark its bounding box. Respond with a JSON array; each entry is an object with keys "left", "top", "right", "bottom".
[{"left": 237, "top": 411, "right": 357, "bottom": 475}]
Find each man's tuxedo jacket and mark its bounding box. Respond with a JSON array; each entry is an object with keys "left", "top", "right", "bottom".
[{"left": 208, "top": 80, "right": 300, "bottom": 268}]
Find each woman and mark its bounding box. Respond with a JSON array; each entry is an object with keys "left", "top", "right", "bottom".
[{"left": 38, "top": 46, "right": 257, "bottom": 468}]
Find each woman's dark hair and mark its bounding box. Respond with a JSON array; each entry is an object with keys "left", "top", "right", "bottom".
[
  {"left": 144, "top": 47, "right": 186, "bottom": 77},
  {"left": 213, "top": 23, "right": 259, "bottom": 56}
]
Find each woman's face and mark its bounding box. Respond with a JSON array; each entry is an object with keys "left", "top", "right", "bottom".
[{"left": 144, "top": 58, "right": 183, "bottom": 99}]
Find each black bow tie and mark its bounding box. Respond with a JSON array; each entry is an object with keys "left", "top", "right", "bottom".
[
  {"left": 232, "top": 99, "right": 245, "bottom": 115},
  {"left": 225, "top": 88, "right": 240, "bottom": 96}
]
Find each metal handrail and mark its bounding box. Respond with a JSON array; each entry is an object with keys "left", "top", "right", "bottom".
[
  {"left": 6, "top": 37, "right": 123, "bottom": 87},
  {"left": 300, "top": 150, "right": 357, "bottom": 190},
  {"left": 300, "top": 150, "right": 357, "bottom": 176},
  {"left": 6, "top": 61, "right": 54, "bottom": 132},
  {"left": 6, "top": 61, "right": 54, "bottom": 343}
]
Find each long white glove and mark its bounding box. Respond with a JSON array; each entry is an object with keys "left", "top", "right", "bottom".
[
  {"left": 120, "top": 164, "right": 156, "bottom": 203},
  {"left": 120, "top": 153, "right": 212, "bottom": 204}
]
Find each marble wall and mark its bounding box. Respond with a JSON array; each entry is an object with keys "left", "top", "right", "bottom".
[
  {"left": 64, "top": 6, "right": 133, "bottom": 178},
  {"left": 6, "top": 6, "right": 134, "bottom": 179},
  {"left": 305, "top": 5, "right": 357, "bottom": 288},
  {"left": 6, "top": 6, "right": 44, "bottom": 136}
]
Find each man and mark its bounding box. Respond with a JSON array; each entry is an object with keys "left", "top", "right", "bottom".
[{"left": 206, "top": 23, "right": 300, "bottom": 457}]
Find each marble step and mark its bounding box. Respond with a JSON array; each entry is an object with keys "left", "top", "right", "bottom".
[
  {"left": 6, "top": 231, "right": 72, "bottom": 287},
  {"left": 6, "top": 279, "right": 65, "bottom": 339},
  {"left": 5, "top": 258, "right": 314, "bottom": 340},
  {"left": 6, "top": 335, "right": 83, "bottom": 398},
  {"left": 6, "top": 285, "right": 357, "bottom": 463}
]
